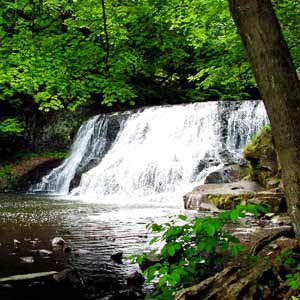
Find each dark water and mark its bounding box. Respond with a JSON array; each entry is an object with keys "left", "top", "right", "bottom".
[{"left": 0, "top": 194, "right": 186, "bottom": 300}]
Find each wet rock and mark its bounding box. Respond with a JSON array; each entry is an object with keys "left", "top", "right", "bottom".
[
  {"left": 39, "top": 249, "right": 53, "bottom": 256},
  {"left": 109, "top": 289, "right": 144, "bottom": 300},
  {"left": 271, "top": 215, "right": 291, "bottom": 226},
  {"left": 30, "top": 240, "right": 39, "bottom": 248},
  {"left": 262, "top": 213, "right": 276, "bottom": 220},
  {"left": 28, "top": 281, "right": 48, "bottom": 288},
  {"left": 19, "top": 256, "right": 35, "bottom": 264},
  {"left": 13, "top": 239, "right": 21, "bottom": 246},
  {"left": 139, "top": 255, "right": 160, "bottom": 272},
  {"left": 31, "top": 249, "right": 53, "bottom": 257},
  {"left": 69, "top": 113, "right": 125, "bottom": 190},
  {"left": 51, "top": 237, "right": 66, "bottom": 246},
  {"left": 63, "top": 246, "right": 72, "bottom": 253},
  {"left": 111, "top": 252, "right": 123, "bottom": 264},
  {"left": 53, "top": 268, "right": 84, "bottom": 288},
  {"left": 218, "top": 149, "right": 240, "bottom": 166},
  {"left": 0, "top": 284, "right": 13, "bottom": 288},
  {"left": 204, "top": 165, "right": 243, "bottom": 184},
  {"left": 126, "top": 271, "right": 145, "bottom": 287},
  {"left": 184, "top": 181, "right": 286, "bottom": 213}
]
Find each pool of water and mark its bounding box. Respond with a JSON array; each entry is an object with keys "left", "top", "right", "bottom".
[{"left": 0, "top": 193, "right": 189, "bottom": 299}]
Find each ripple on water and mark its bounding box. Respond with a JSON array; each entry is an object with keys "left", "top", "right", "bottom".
[{"left": 0, "top": 194, "right": 183, "bottom": 299}]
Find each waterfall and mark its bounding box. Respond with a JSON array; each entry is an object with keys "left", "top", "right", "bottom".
[
  {"left": 30, "top": 114, "right": 125, "bottom": 194},
  {"left": 31, "top": 101, "right": 268, "bottom": 203}
]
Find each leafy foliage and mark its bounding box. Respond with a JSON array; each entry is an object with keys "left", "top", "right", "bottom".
[
  {"left": 0, "top": 118, "right": 24, "bottom": 137},
  {"left": 1, "top": 0, "right": 299, "bottom": 111},
  {"left": 276, "top": 249, "right": 300, "bottom": 291},
  {"left": 133, "top": 204, "right": 267, "bottom": 300},
  {"left": 1, "top": 0, "right": 300, "bottom": 153}
]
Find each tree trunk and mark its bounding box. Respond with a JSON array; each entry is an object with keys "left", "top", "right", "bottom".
[{"left": 227, "top": 0, "right": 300, "bottom": 237}]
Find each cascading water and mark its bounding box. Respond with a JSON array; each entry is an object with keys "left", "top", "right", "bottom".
[
  {"left": 31, "top": 101, "right": 269, "bottom": 203},
  {"left": 30, "top": 114, "right": 124, "bottom": 194},
  {"left": 226, "top": 101, "right": 267, "bottom": 153}
]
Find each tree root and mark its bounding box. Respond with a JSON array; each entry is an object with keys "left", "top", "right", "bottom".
[
  {"left": 174, "top": 227, "right": 297, "bottom": 300},
  {"left": 249, "top": 227, "right": 294, "bottom": 256},
  {"left": 174, "top": 260, "right": 273, "bottom": 300}
]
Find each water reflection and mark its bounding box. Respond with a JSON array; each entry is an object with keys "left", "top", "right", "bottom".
[{"left": 0, "top": 194, "right": 184, "bottom": 299}]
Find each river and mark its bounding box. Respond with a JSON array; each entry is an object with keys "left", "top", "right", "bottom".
[{"left": 0, "top": 193, "right": 190, "bottom": 300}]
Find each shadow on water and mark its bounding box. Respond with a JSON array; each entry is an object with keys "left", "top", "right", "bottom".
[{"left": 0, "top": 193, "right": 184, "bottom": 300}]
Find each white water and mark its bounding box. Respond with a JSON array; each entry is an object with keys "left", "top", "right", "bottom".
[
  {"left": 31, "top": 101, "right": 268, "bottom": 204},
  {"left": 226, "top": 101, "right": 267, "bottom": 153},
  {"left": 30, "top": 115, "right": 114, "bottom": 194}
]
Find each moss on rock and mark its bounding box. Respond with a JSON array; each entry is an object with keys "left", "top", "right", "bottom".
[
  {"left": 244, "top": 125, "right": 282, "bottom": 191},
  {"left": 0, "top": 151, "right": 66, "bottom": 192},
  {"left": 207, "top": 192, "right": 286, "bottom": 213}
]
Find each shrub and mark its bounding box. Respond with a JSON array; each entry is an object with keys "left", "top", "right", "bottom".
[{"left": 133, "top": 204, "right": 267, "bottom": 300}]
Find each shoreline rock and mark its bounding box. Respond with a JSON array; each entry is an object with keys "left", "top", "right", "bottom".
[{"left": 183, "top": 180, "right": 286, "bottom": 213}]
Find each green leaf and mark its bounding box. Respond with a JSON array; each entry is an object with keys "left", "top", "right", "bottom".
[
  {"left": 230, "top": 210, "right": 240, "bottom": 221},
  {"left": 178, "top": 214, "right": 187, "bottom": 221}
]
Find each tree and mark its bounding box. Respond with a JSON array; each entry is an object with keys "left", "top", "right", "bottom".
[{"left": 227, "top": 0, "right": 300, "bottom": 237}]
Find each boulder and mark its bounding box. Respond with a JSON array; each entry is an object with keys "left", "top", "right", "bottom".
[
  {"left": 53, "top": 268, "right": 84, "bottom": 288},
  {"left": 139, "top": 255, "right": 160, "bottom": 272},
  {"left": 183, "top": 181, "right": 286, "bottom": 213},
  {"left": 111, "top": 252, "right": 123, "bottom": 264},
  {"left": 204, "top": 165, "right": 244, "bottom": 184},
  {"left": 126, "top": 271, "right": 145, "bottom": 287},
  {"left": 51, "top": 237, "right": 66, "bottom": 247},
  {"left": 19, "top": 256, "right": 34, "bottom": 264}
]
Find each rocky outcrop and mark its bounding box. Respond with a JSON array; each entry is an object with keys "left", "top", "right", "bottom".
[
  {"left": 183, "top": 181, "right": 286, "bottom": 213},
  {"left": 244, "top": 126, "right": 282, "bottom": 191},
  {"left": 0, "top": 157, "right": 63, "bottom": 192},
  {"left": 35, "top": 109, "right": 88, "bottom": 151}
]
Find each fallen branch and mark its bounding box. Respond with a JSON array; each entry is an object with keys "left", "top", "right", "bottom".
[
  {"left": 0, "top": 271, "right": 58, "bottom": 283},
  {"left": 250, "top": 227, "right": 294, "bottom": 256}
]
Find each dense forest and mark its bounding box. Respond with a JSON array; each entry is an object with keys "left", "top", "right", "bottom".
[{"left": 1, "top": 0, "right": 300, "bottom": 156}]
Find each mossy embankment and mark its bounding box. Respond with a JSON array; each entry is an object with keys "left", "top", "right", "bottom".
[
  {"left": 0, "top": 151, "right": 67, "bottom": 192},
  {"left": 244, "top": 125, "right": 282, "bottom": 191}
]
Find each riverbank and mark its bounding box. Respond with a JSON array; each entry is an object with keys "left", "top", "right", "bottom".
[{"left": 0, "top": 152, "right": 67, "bottom": 192}]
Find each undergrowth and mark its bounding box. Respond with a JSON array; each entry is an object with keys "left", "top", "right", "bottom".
[{"left": 132, "top": 204, "right": 267, "bottom": 300}]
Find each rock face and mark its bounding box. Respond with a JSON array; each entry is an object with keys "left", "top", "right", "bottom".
[
  {"left": 0, "top": 157, "right": 63, "bottom": 192},
  {"left": 35, "top": 109, "right": 88, "bottom": 151},
  {"left": 183, "top": 181, "right": 286, "bottom": 213},
  {"left": 69, "top": 113, "right": 125, "bottom": 190},
  {"left": 244, "top": 126, "right": 282, "bottom": 191},
  {"left": 204, "top": 165, "right": 244, "bottom": 184}
]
